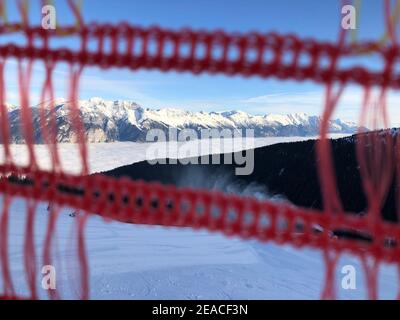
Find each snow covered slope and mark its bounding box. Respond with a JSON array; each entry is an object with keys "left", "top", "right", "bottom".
[
  {"left": 5, "top": 198, "right": 398, "bottom": 299},
  {"left": 2, "top": 136, "right": 398, "bottom": 300},
  {"left": 5, "top": 98, "right": 359, "bottom": 143}
]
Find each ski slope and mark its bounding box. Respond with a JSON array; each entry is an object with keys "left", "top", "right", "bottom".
[
  {"left": 5, "top": 199, "right": 398, "bottom": 300},
  {"left": 3, "top": 136, "right": 399, "bottom": 299}
]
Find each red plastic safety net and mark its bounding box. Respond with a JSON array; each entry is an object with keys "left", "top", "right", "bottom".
[{"left": 1, "top": 0, "right": 400, "bottom": 300}]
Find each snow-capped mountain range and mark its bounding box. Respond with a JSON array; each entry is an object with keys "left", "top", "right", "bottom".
[{"left": 5, "top": 97, "right": 360, "bottom": 143}]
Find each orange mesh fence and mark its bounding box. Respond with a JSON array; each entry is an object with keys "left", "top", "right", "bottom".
[{"left": 1, "top": 0, "right": 400, "bottom": 300}]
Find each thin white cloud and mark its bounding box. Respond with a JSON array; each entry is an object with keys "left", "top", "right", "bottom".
[
  {"left": 239, "top": 88, "right": 400, "bottom": 126},
  {"left": 4, "top": 58, "right": 400, "bottom": 127}
]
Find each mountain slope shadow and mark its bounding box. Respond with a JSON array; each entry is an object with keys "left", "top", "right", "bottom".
[{"left": 99, "top": 135, "right": 398, "bottom": 223}]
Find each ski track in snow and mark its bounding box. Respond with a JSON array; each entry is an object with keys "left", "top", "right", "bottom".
[{"left": 2, "top": 135, "right": 398, "bottom": 299}]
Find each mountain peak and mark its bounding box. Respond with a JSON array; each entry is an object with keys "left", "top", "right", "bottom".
[
  {"left": 88, "top": 97, "right": 105, "bottom": 104},
  {"left": 4, "top": 97, "right": 360, "bottom": 143}
]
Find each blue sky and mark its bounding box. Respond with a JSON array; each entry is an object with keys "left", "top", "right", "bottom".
[{"left": 3, "top": 0, "right": 400, "bottom": 124}]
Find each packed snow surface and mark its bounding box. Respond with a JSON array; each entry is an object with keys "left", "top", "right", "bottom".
[
  {"left": 5, "top": 199, "right": 398, "bottom": 300},
  {"left": 2, "top": 136, "right": 398, "bottom": 299}
]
